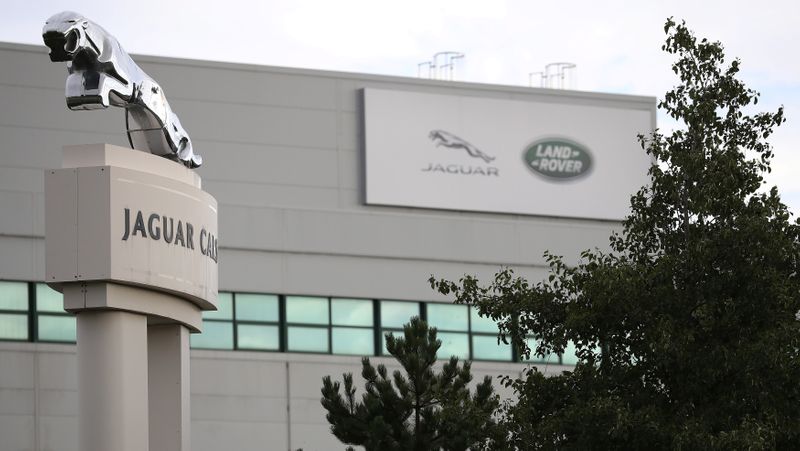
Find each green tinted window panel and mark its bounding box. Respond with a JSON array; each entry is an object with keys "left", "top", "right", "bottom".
[
  {"left": 38, "top": 315, "right": 76, "bottom": 342},
  {"left": 36, "top": 283, "right": 63, "bottom": 312},
  {"left": 471, "top": 335, "right": 512, "bottom": 361},
  {"left": 332, "top": 327, "right": 374, "bottom": 355},
  {"left": 380, "top": 301, "right": 419, "bottom": 329},
  {"left": 190, "top": 321, "right": 233, "bottom": 349},
  {"left": 436, "top": 332, "right": 469, "bottom": 360},
  {"left": 0, "top": 281, "right": 27, "bottom": 311},
  {"left": 470, "top": 307, "right": 500, "bottom": 333},
  {"left": 286, "top": 296, "right": 328, "bottom": 325},
  {"left": 427, "top": 304, "right": 468, "bottom": 331},
  {"left": 235, "top": 293, "right": 279, "bottom": 322},
  {"left": 203, "top": 292, "right": 233, "bottom": 320},
  {"left": 561, "top": 340, "right": 579, "bottom": 366},
  {"left": 0, "top": 313, "right": 28, "bottom": 340},
  {"left": 287, "top": 326, "right": 328, "bottom": 352},
  {"left": 331, "top": 298, "right": 373, "bottom": 327},
  {"left": 237, "top": 324, "right": 279, "bottom": 350}
]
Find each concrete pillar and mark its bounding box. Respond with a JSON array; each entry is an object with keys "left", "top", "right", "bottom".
[
  {"left": 148, "top": 324, "right": 191, "bottom": 451},
  {"left": 77, "top": 310, "right": 149, "bottom": 451},
  {"left": 47, "top": 144, "right": 218, "bottom": 449}
]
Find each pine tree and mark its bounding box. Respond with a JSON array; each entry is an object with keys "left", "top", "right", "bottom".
[
  {"left": 320, "top": 317, "right": 503, "bottom": 450},
  {"left": 432, "top": 19, "right": 800, "bottom": 449}
]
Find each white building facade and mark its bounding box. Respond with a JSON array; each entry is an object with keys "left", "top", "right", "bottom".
[{"left": 0, "top": 42, "right": 655, "bottom": 450}]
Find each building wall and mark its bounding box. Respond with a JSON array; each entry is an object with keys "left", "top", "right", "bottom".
[
  {"left": 0, "top": 42, "right": 655, "bottom": 296},
  {"left": 0, "top": 42, "right": 655, "bottom": 450},
  {"left": 0, "top": 341, "right": 551, "bottom": 450}
]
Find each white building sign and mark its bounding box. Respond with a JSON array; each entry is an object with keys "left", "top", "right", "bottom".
[{"left": 364, "top": 88, "right": 654, "bottom": 220}]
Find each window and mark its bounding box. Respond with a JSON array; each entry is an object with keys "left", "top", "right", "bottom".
[
  {"left": 235, "top": 293, "right": 279, "bottom": 350},
  {"left": 0, "top": 283, "right": 575, "bottom": 366},
  {"left": 380, "top": 301, "right": 420, "bottom": 329},
  {"left": 470, "top": 308, "right": 511, "bottom": 361},
  {"left": 561, "top": 340, "right": 579, "bottom": 365},
  {"left": 0, "top": 281, "right": 28, "bottom": 340},
  {"left": 379, "top": 300, "right": 420, "bottom": 356},
  {"left": 35, "top": 283, "right": 74, "bottom": 342},
  {"left": 191, "top": 292, "right": 234, "bottom": 349},
  {"left": 286, "top": 296, "right": 329, "bottom": 353},
  {"left": 331, "top": 298, "right": 374, "bottom": 355},
  {"left": 426, "top": 303, "right": 469, "bottom": 360}
]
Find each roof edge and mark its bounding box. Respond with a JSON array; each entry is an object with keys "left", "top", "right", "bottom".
[{"left": 1, "top": 41, "right": 657, "bottom": 107}]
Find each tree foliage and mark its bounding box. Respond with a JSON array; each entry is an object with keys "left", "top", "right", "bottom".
[
  {"left": 431, "top": 19, "right": 800, "bottom": 450},
  {"left": 321, "top": 317, "right": 503, "bottom": 450}
]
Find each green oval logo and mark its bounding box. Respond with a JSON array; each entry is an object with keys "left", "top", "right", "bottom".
[{"left": 523, "top": 138, "right": 592, "bottom": 180}]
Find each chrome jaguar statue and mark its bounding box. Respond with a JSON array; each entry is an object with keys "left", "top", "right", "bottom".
[{"left": 42, "top": 11, "right": 202, "bottom": 168}]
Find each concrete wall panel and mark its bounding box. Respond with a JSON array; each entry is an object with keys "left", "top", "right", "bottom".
[
  {"left": 169, "top": 98, "right": 338, "bottom": 149},
  {"left": 36, "top": 350, "right": 77, "bottom": 391},
  {"left": 205, "top": 180, "right": 339, "bottom": 210},
  {"left": 0, "top": 236, "right": 43, "bottom": 285},
  {"left": 217, "top": 249, "right": 285, "bottom": 294},
  {"left": 215, "top": 247, "right": 549, "bottom": 301},
  {"left": 337, "top": 150, "right": 360, "bottom": 191},
  {"left": 0, "top": 190, "right": 38, "bottom": 236},
  {"left": 195, "top": 142, "right": 340, "bottom": 188},
  {"left": 0, "top": 389, "right": 34, "bottom": 415},
  {"left": 192, "top": 420, "right": 288, "bottom": 451},
  {"left": 0, "top": 125, "right": 124, "bottom": 169},
  {"left": 0, "top": 47, "right": 63, "bottom": 88},
  {"left": 192, "top": 394, "right": 286, "bottom": 423},
  {"left": 0, "top": 415, "right": 35, "bottom": 451},
  {"left": 37, "top": 389, "right": 77, "bottom": 417},
  {"left": 217, "top": 206, "right": 286, "bottom": 250},
  {"left": 291, "top": 423, "right": 343, "bottom": 451},
  {"left": 38, "top": 415, "right": 78, "bottom": 451},
  {"left": 191, "top": 356, "right": 286, "bottom": 397},
  {"left": 0, "top": 168, "right": 44, "bottom": 194},
  {"left": 140, "top": 61, "right": 339, "bottom": 111},
  {"left": 0, "top": 85, "right": 120, "bottom": 135},
  {"left": 337, "top": 111, "right": 360, "bottom": 151}
]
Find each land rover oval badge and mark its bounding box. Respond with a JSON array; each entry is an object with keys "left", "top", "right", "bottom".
[{"left": 523, "top": 138, "right": 592, "bottom": 180}]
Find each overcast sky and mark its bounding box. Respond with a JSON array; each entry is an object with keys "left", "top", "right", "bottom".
[{"left": 5, "top": 0, "right": 800, "bottom": 214}]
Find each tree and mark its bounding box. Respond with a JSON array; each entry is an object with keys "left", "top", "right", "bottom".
[
  {"left": 320, "top": 316, "right": 504, "bottom": 450},
  {"left": 431, "top": 19, "right": 800, "bottom": 449}
]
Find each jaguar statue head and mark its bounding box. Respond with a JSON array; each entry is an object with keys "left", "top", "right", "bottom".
[{"left": 42, "top": 11, "right": 93, "bottom": 63}]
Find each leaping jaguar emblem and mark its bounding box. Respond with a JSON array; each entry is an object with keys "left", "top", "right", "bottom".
[
  {"left": 42, "top": 11, "right": 202, "bottom": 168},
  {"left": 428, "top": 130, "right": 495, "bottom": 163}
]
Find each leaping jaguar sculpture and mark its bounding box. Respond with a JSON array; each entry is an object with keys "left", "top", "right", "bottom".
[{"left": 42, "top": 11, "right": 202, "bottom": 168}]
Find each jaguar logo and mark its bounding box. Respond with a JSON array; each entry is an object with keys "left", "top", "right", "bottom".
[
  {"left": 428, "top": 130, "right": 495, "bottom": 163},
  {"left": 423, "top": 130, "right": 499, "bottom": 176}
]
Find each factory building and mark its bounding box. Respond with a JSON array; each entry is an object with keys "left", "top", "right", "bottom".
[{"left": 0, "top": 41, "right": 654, "bottom": 450}]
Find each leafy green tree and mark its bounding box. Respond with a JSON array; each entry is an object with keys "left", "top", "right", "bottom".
[
  {"left": 431, "top": 19, "right": 800, "bottom": 450},
  {"left": 320, "top": 316, "right": 504, "bottom": 450}
]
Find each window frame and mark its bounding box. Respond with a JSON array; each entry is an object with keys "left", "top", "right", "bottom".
[
  {"left": 0, "top": 280, "right": 33, "bottom": 342},
  {"left": 0, "top": 283, "right": 581, "bottom": 366},
  {"left": 34, "top": 283, "right": 75, "bottom": 343}
]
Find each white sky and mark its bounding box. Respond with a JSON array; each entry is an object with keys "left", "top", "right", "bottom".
[{"left": 5, "top": 0, "right": 800, "bottom": 214}]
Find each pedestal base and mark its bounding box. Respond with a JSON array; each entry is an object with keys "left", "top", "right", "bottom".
[
  {"left": 72, "top": 284, "right": 195, "bottom": 451},
  {"left": 148, "top": 324, "right": 191, "bottom": 451},
  {"left": 47, "top": 144, "right": 218, "bottom": 451},
  {"left": 77, "top": 310, "right": 149, "bottom": 451}
]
